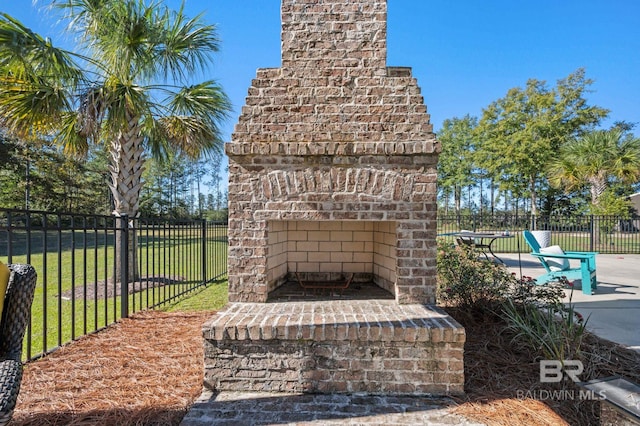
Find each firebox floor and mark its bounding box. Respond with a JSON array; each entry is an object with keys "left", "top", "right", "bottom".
[{"left": 267, "top": 280, "right": 394, "bottom": 302}]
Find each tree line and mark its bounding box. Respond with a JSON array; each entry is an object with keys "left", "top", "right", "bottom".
[
  {"left": 4, "top": 68, "right": 640, "bottom": 223},
  {"left": 0, "top": 130, "right": 228, "bottom": 220},
  {"left": 438, "top": 68, "right": 640, "bottom": 219}
]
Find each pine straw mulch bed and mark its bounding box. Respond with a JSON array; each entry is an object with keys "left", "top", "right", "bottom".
[
  {"left": 12, "top": 310, "right": 215, "bottom": 426},
  {"left": 448, "top": 308, "right": 640, "bottom": 426},
  {"left": 10, "top": 308, "right": 640, "bottom": 426},
  {"left": 60, "top": 276, "right": 185, "bottom": 300}
]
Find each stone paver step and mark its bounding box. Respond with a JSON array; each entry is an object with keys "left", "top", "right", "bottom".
[{"left": 180, "top": 390, "right": 485, "bottom": 426}]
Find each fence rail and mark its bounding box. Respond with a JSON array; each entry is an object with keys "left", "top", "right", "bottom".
[
  {"left": 0, "top": 208, "right": 228, "bottom": 361},
  {"left": 438, "top": 213, "right": 640, "bottom": 254}
]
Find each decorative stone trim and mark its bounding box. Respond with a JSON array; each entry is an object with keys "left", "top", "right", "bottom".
[{"left": 225, "top": 141, "right": 440, "bottom": 157}]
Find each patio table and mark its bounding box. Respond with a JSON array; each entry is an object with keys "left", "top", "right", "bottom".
[{"left": 454, "top": 232, "right": 514, "bottom": 264}]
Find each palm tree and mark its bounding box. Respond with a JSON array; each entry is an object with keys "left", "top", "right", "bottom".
[
  {"left": 548, "top": 129, "right": 640, "bottom": 207},
  {"left": 0, "top": 1, "right": 231, "bottom": 281}
]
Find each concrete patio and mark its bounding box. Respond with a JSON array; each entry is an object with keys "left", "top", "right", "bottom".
[{"left": 500, "top": 253, "right": 640, "bottom": 351}]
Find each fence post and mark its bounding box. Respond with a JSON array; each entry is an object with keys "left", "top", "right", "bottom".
[
  {"left": 119, "top": 214, "right": 129, "bottom": 319},
  {"left": 201, "top": 219, "right": 207, "bottom": 284},
  {"left": 590, "top": 215, "right": 595, "bottom": 252},
  {"left": 6, "top": 210, "right": 12, "bottom": 263}
]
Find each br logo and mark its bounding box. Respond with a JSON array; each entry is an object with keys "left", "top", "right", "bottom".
[{"left": 540, "top": 360, "right": 584, "bottom": 383}]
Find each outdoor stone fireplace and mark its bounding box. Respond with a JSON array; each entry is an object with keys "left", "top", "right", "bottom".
[{"left": 202, "top": 0, "right": 465, "bottom": 396}]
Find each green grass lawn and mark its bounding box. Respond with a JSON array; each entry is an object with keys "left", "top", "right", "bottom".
[{"left": 161, "top": 279, "right": 228, "bottom": 312}]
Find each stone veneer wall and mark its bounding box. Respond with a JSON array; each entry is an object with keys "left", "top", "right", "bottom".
[
  {"left": 203, "top": 301, "right": 465, "bottom": 396},
  {"left": 207, "top": 0, "right": 465, "bottom": 399},
  {"left": 226, "top": 0, "right": 440, "bottom": 304}
]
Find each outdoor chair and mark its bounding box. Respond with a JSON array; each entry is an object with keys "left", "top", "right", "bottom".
[
  {"left": 522, "top": 230, "right": 597, "bottom": 295},
  {"left": 0, "top": 263, "right": 37, "bottom": 425}
]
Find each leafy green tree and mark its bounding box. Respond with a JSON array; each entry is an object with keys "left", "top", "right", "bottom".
[
  {"left": 548, "top": 128, "right": 640, "bottom": 245},
  {"left": 0, "top": 132, "right": 24, "bottom": 208},
  {"left": 437, "top": 115, "right": 478, "bottom": 217},
  {"left": 591, "top": 189, "right": 634, "bottom": 245},
  {"left": 548, "top": 129, "right": 640, "bottom": 208},
  {"left": 476, "top": 69, "right": 609, "bottom": 219}
]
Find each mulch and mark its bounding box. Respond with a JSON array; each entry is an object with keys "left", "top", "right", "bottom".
[
  {"left": 12, "top": 310, "right": 214, "bottom": 426},
  {"left": 60, "top": 276, "right": 185, "bottom": 300},
  {"left": 10, "top": 308, "right": 640, "bottom": 426},
  {"left": 449, "top": 309, "right": 640, "bottom": 426}
]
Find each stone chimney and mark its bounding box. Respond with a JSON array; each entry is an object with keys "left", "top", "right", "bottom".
[
  {"left": 281, "top": 0, "right": 387, "bottom": 74},
  {"left": 226, "top": 0, "right": 440, "bottom": 304}
]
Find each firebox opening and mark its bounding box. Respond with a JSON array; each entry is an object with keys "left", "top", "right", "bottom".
[{"left": 266, "top": 220, "right": 397, "bottom": 297}]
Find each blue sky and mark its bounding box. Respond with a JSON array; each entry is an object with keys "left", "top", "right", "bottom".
[{"left": 4, "top": 1, "right": 639, "bottom": 138}]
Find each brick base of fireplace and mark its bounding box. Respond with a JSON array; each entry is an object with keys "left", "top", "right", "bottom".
[{"left": 202, "top": 300, "right": 465, "bottom": 396}]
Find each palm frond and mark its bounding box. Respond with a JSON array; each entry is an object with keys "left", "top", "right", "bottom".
[
  {"left": 0, "top": 13, "right": 82, "bottom": 82},
  {"left": 156, "top": 3, "right": 221, "bottom": 81},
  {"left": 147, "top": 81, "right": 231, "bottom": 159},
  {"left": 55, "top": 111, "right": 90, "bottom": 156},
  {"left": 49, "top": 0, "right": 114, "bottom": 45},
  {"left": 0, "top": 12, "right": 85, "bottom": 140},
  {"left": 155, "top": 115, "right": 221, "bottom": 159},
  {"left": 0, "top": 74, "right": 72, "bottom": 139},
  {"left": 166, "top": 81, "right": 231, "bottom": 123}
]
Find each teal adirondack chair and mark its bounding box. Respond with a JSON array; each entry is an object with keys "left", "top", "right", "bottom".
[{"left": 522, "top": 230, "right": 598, "bottom": 295}]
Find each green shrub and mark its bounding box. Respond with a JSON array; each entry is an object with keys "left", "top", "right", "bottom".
[
  {"left": 501, "top": 278, "right": 588, "bottom": 362},
  {"left": 436, "top": 239, "right": 514, "bottom": 310},
  {"left": 437, "top": 239, "right": 586, "bottom": 361},
  {"left": 508, "top": 274, "right": 566, "bottom": 307}
]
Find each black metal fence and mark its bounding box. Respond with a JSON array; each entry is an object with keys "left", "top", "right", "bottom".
[
  {"left": 3, "top": 208, "right": 638, "bottom": 360},
  {"left": 438, "top": 213, "right": 640, "bottom": 254},
  {"left": 0, "top": 208, "right": 228, "bottom": 361}
]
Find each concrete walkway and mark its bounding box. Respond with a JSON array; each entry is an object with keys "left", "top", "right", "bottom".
[{"left": 500, "top": 253, "right": 640, "bottom": 351}]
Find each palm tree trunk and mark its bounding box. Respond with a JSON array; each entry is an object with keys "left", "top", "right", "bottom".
[
  {"left": 589, "top": 176, "right": 607, "bottom": 206},
  {"left": 109, "top": 114, "right": 144, "bottom": 284},
  {"left": 589, "top": 176, "right": 607, "bottom": 247}
]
